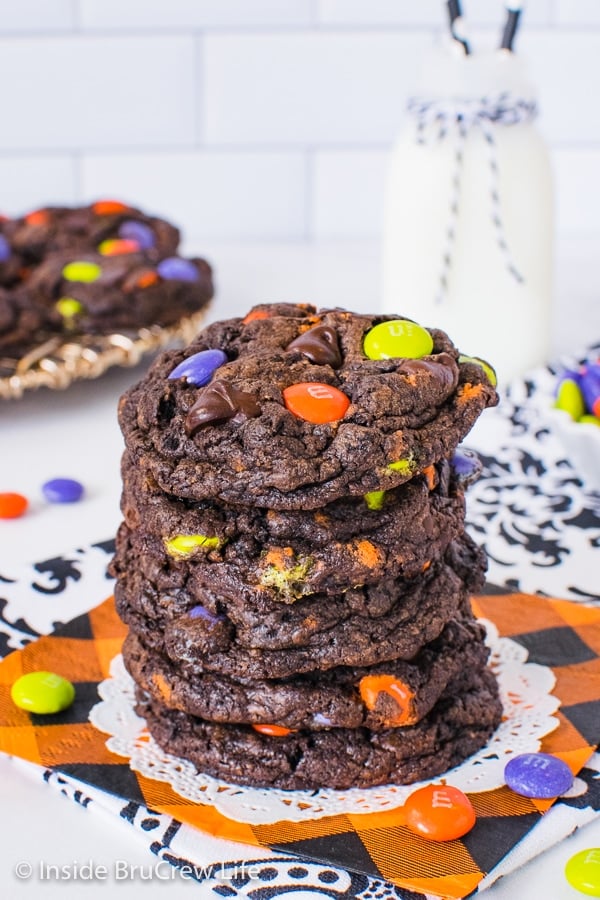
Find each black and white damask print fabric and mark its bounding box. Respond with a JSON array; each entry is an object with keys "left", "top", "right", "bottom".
[
  {"left": 465, "top": 351, "right": 600, "bottom": 603},
  {"left": 1, "top": 351, "right": 599, "bottom": 900}
]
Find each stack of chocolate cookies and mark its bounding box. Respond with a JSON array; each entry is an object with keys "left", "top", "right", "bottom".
[{"left": 112, "top": 303, "right": 503, "bottom": 790}]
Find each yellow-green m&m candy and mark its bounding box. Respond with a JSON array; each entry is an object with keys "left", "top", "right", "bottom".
[
  {"left": 363, "top": 320, "right": 433, "bottom": 360},
  {"left": 11, "top": 671, "right": 76, "bottom": 714},
  {"left": 62, "top": 261, "right": 101, "bottom": 283},
  {"left": 565, "top": 848, "right": 600, "bottom": 897}
]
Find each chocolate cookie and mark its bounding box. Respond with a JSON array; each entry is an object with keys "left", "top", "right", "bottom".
[
  {"left": 0, "top": 288, "right": 60, "bottom": 358},
  {"left": 118, "top": 305, "right": 497, "bottom": 510},
  {"left": 123, "top": 615, "right": 490, "bottom": 731},
  {"left": 5, "top": 201, "right": 180, "bottom": 264},
  {"left": 134, "top": 667, "right": 503, "bottom": 790},
  {"left": 26, "top": 251, "right": 213, "bottom": 333},
  {"left": 112, "top": 531, "right": 486, "bottom": 655},
  {"left": 116, "top": 577, "right": 477, "bottom": 682},
  {"left": 117, "top": 456, "right": 466, "bottom": 600}
]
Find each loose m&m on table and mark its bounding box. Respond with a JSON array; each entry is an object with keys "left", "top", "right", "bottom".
[
  {"left": 283, "top": 382, "right": 350, "bottom": 424},
  {"left": 11, "top": 671, "right": 75, "bottom": 714},
  {"left": 403, "top": 784, "right": 476, "bottom": 841},
  {"left": 566, "top": 849, "right": 600, "bottom": 897},
  {"left": 504, "top": 752, "right": 574, "bottom": 798},
  {"left": 0, "top": 492, "right": 28, "bottom": 518},
  {"left": 42, "top": 478, "right": 84, "bottom": 504}
]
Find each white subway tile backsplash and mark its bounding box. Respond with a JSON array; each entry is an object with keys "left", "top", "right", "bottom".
[
  {"left": 312, "top": 150, "right": 388, "bottom": 238},
  {"left": 0, "top": 156, "right": 77, "bottom": 215},
  {"left": 79, "top": 0, "right": 312, "bottom": 31},
  {"left": 0, "top": 9, "right": 596, "bottom": 244},
  {"left": 317, "top": 0, "right": 553, "bottom": 28},
  {"left": 521, "top": 31, "right": 600, "bottom": 143},
  {"left": 81, "top": 151, "right": 306, "bottom": 240},
  {"left": 0, "top": 0, "right": 75, "bottom": 33},
  {"left": 204, "top": 31, "right": 430, "bottom": 146},
  {"left": 0, "top": 36, "right": 196, "bottom": 151},
  {"left": 556, "top": 1, "right": 600, "bottom": 25},
  {"left": 554, "top": 148, "right": 600, "bottom": 233}
]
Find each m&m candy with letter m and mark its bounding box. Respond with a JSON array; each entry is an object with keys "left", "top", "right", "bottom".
[
  {"left": 403, "top": 784, "right": 476, "bottom": 841},
  {"left": 283, "top": 383, "right": 350, "bottom": 424},
  {"left": 504, "top": 752, "right": 573, "bottom": 799},
  {"left": 363, "top": 320, "right": 433, "bottom": 360}
]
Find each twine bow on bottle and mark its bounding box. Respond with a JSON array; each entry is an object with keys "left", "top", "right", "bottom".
[{"left": 406, "top": 91, "right": 538, "bottom": 302}]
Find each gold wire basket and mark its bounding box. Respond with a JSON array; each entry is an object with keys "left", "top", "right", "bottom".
[{"left": 0, "top": 309, "right": 210, "bottom": 400}]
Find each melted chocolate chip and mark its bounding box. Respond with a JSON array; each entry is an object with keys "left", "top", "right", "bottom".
[
  {"left": 286, "top": 325, "right": 343, "bottom": 368},
  {"left": 186, "top": 379, "right": 260, "bottom": 435},
  {"left": 397, "top": 353, "right": 457, "bottom": 390}
]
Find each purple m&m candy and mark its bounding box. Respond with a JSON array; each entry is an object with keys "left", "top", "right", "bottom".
[
  {"left": 504, "top": 752, "right": 573, "bottom": 799},
  {"left": 118, "top": 220, "right": 155, "bottom": 250},
  {"left": 157, "top": 257, "right": 198, "bottom": 282},
  {"left": 168, "top": 349, "right": 227, "bottom": 386},
  {"left": 42, "top": 478, "right": 84, "bottom": 504},
  {"left": 451, "top": 448, "right": 482, "bottom": 488},
  {"left": 313, "top": 713, "right": 333, "bottom": 727},
  {"left": 0, "top": 235, "right": 11, "bottom": 263},
  {"left": 580, "top": 366, "right": 600, "bottom": 418},
  {"left": 189, "top": 605, "right": 224, "bottom": 624}
]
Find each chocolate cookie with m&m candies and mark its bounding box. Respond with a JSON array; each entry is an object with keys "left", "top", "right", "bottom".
[
  {"left": 25, "top": 250, "right": 213, "bottom": 334},
  {"left": 119, "top": 304, "right": 497, "bottom": 510},
  {"left": 117, "top": 452, "right": 467, "bottom": 601},
  {"left": 122, "top": 613, "right": 490, "bottom": 731},
  {"left": 133, "top": 665, "right": 502, "bottom": 790},
  {"left": 5, "top": 200, "right": 180, "bottom": 265}
]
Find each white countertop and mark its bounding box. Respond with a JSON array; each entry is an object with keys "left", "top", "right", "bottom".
[{"left": 2, "top": 238, "right": 600, "bottom": 899}]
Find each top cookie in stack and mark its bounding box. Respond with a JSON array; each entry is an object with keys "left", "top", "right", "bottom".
[
  {"left": 113, "top": 302, "right": 502, "bottom": 790},
  {"left": 0, "top": 200, "right": 213, "bottom": 359}
]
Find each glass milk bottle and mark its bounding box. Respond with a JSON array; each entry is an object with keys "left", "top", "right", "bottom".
[{"left": 381, "top": 44, "right": 553, "bottom": 384}]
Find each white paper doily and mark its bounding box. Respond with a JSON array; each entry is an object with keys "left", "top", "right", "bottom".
[{"left": 90, "top": 620, "right": 560, "bottom": 825}]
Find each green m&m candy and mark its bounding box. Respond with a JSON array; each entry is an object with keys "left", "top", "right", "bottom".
[
  {"left": 11, "top": 671, "right": 75, "bottom": 714},
  {"left": 55, "top": 297, "right": 83, "bottom": 319},
  {"left": 458, "top": 355, "right": 498, "bottom": 387},
  {"left": 164, "top": 534, "right": 223, "bottom": 558},
  {"left": 565, "top": 848, "right": 600, "bottom": 897},
  {"left": 555, "top": 377, "right": 586, "bottom": 421},
  {"left": 62, "top": 261, "right": 102, "bottom": 283},
  {"left": 363, "top": 320, "right": 433, "bottom": 361}
]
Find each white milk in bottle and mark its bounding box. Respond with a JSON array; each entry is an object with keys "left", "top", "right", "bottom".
[{"left": 381, "top": 43, "right": 553, "bottom": 384}]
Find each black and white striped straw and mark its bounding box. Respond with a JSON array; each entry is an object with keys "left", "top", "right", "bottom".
[
  {"left": 446, "top": 0, "right": 470, "bottom": 55},
  {"left": 500, "top": 3, "right": 524, "bottom": 52}
]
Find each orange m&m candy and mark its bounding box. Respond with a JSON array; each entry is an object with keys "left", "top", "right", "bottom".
[
  {"left": 283, "top": 382, "right": 350, "bottom": 424},
  {"left": 98, "top": 238, "right": 140, "bottom": 256},
  {"left": 252, "top": 724, "right": 294, "bottom": 737},
  {"left": 136, "top": 270, "right": 159, "bottom": 289},
  {"left": 404, "top": 784, "right": 476, "bottom": 842},
  {"left": 0, "top": 492, "right": 28, "bottom": 519},
  {"left": 358, "top": 674, "right": 416, "bottom": 725},
  {"left": 243, "top": 309, "right": 271, "bottom": 324},
  {"left": 92, "top": 200, "right": 130, "bottom": 216},
  {"left": 25, "top": 209, "right": 50, "bottom": 227}
]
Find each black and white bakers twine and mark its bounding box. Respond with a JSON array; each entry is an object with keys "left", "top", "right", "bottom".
[{"left": 407, "top": 92, "right": 537, "bottom": 304}]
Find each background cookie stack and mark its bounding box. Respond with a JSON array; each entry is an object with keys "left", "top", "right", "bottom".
[
  {"left": 0, "top": 200, "right": 213, "bottom": 361},
  {"left": 112, "top": 303, "right": 503, "bottom": 790}
]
